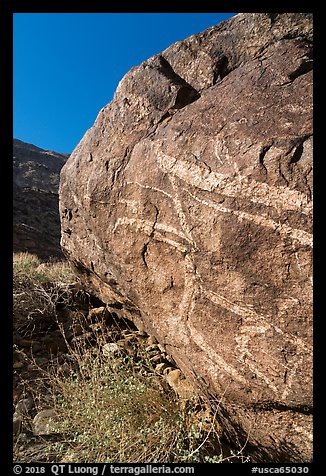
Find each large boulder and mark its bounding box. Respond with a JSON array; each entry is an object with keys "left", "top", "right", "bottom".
[{"left": 59, "top": 13, "right": 313, "bottom": 462}]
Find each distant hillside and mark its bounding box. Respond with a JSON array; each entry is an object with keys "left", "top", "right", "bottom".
[{"left": 13, "top": 139, "right": 69, "bottom": 260}]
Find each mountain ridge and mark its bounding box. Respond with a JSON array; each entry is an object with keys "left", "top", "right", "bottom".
[{"left": 13, "top": 138, "right": 68, "bottom": 260}]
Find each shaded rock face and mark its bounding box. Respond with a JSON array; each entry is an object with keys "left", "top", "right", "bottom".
[
  {"left": 13, "top": 139, "right": 68, "bottom": 260},
  {"left": 59, "top": 13, "right": 313, "bottom": 462}
]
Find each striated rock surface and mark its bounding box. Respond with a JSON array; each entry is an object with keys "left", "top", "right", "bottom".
[
  {"left": 59, "top": 13, "right": 313, "bottom": 462},
  {"left": 14, "top": 139, "right": 68, "bottom": 260}
]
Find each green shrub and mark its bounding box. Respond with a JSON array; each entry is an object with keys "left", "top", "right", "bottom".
[{"left": 41, "top": 341, "right": 218, "bottom": 463}]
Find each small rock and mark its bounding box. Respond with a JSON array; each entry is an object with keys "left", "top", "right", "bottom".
[
  {"left": 19, "top": 339, "right": 41, "bottom": 349},
  {"left": 13, "top": 387, "right": 23, "bottom": 405},
  {"left": 116, "top": 338, "right": 137, "bottom": 356},
  {"left": 122, "top": 334, "right": 138, "bottom": 344},
  {"left": 121, "top": 330, "right": 133, "bottom": 336},
  {"left": 165, "top": 354, "right": 176, "bottom": 365},
  {"left": 13, "top": 361, "right": 24, "bottom": 369},
  {"left": 145, "top": 344, "right": 160, "bottom": 353},
  {"left": 31, "top": 342, "right": 42, "bottom": 353},
  {"left": 102, "top": 342, "right": 120, "bottom": 356},
  {"left": 33, "top": 409, "right": 59, "bottom": 436},
  {"left": 149, "top": 354, "right": 164, "bottom": 364},
  {"left": 165, "top": 369, "right": 195, "bottom": 399},
  {"left": 135, "top": 329, "right": 148, "bottom": 337},
  {"left": 87, "top": 306, "right": 109, "bottom": 322},
  {"left": 13, "top": 333, "right": 20, "bottom": 345},
  {"left": 43, "top": 335, "right": 66, "bottom": 354},
  {"left": 146, "top": 335, "right": 158, "bottom": 345},
  {"left": 155, "top": 362, "right": 170, "bottom": 374},
  {"left": 34, "top": 356, "right": 49, "bottom": 366},
  {"left": 88, "top": 322, "right": 104, "bottom": 332},
  {"left": 71, "top": 323, "right": 84, "bottom": 336},
  {"left": 163, "top": 366, "right": 173, "bottom": 375},
  {"left": 13, "top": 412, "right": 22, "bottom": 435},
  {"left": 166, "top": 368, "right": 181, "bottom": 379},
  {"left": 15, "top": 396, "right": 33, "bottom": 415}
]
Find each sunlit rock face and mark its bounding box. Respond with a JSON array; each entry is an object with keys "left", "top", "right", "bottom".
[{"left": 59, "top": 13, "right": 313, "bottom": 462}]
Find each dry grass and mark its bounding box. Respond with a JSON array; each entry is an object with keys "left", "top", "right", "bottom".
[
  {"left": 13, "top": 252, "right": 75, "bottom": 338},
  {"left": 13, "top": 251, "right": 75, "bottom": 284},
  {"left": 15, "top": 339, "right": 227, "bottom": 463},
  {"left": 39, "top": 348, "right": 210, "bottom": 462}
]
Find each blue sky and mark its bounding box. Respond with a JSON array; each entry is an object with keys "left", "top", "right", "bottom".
[{"left": 13, "top": 13, "right": 236, "bottom": 154}]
